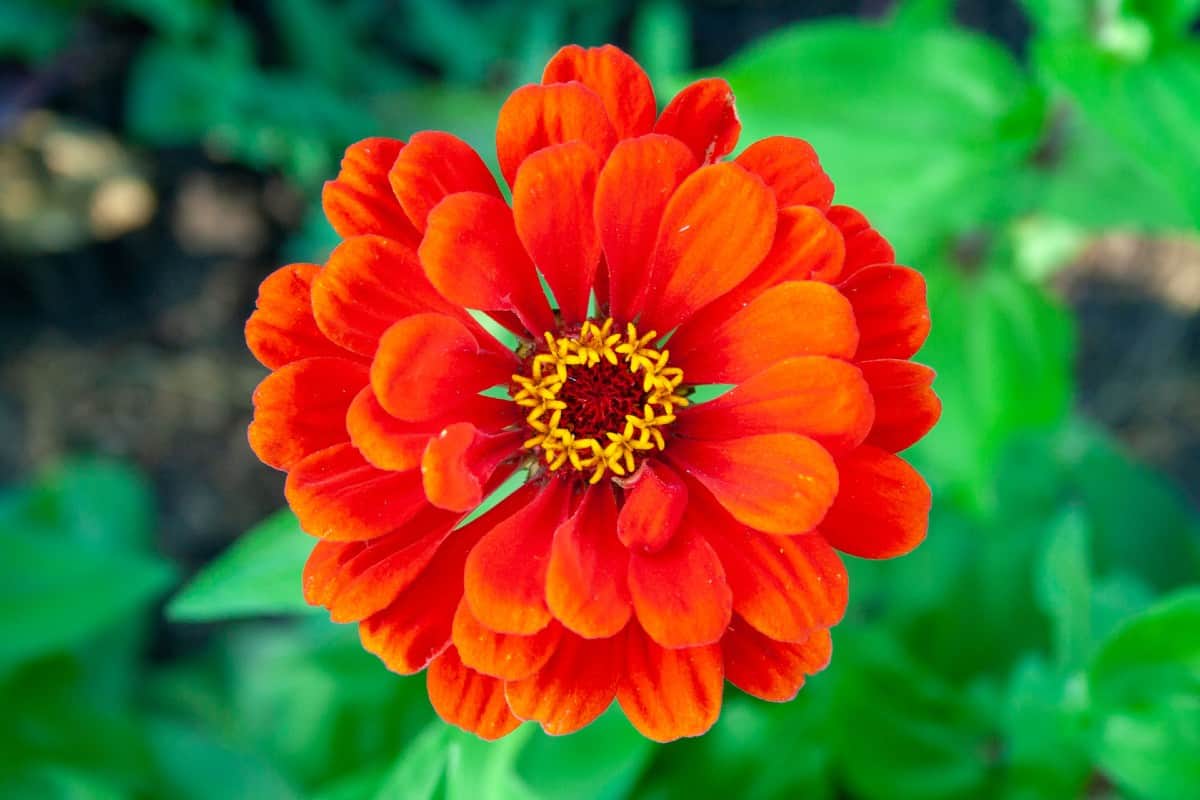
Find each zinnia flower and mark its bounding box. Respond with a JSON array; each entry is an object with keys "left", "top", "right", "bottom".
[{"left": 246, "top": 44, "right": 939, "bottom": 742}]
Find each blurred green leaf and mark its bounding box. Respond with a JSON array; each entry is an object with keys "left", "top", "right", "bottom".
[
  {"left": 999, "top": 657, "right": 1091, "bottom": 799},
  {"left": 103, "top": 0, "right": 217, "bottom": 38},
  {"left": 147, "top": 717, "right": 302, "bottom": 800},
  {"left": 372, "top": 723, "right": 453, "bottom": 800},
  {"left": 1035, "top": 508, "right": 1093, "bottom": 670},
  {"left": 632, "top": 0, "right": 692, "bottom": 87},
  {"left": 445, "top": 725, "right": 537, "bottom": 800},
  {"left": 519, "top": 707, "right": 654, "bottom": 800},
  {"left": 0, "top": 0, "right": 73, "bottom": 62},
  {"left": 168, "top": 508, "right": 314, "bottom": 621}
]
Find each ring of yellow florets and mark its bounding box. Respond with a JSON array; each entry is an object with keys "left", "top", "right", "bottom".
[{"left": 511, "top": 319, "right": 688, "bottom": 484}]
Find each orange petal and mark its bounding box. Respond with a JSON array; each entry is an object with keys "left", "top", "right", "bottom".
[
  {"left": 452, "top": 598, "right": 563, "bottom": 680},
  {"left": 495, "top": 82, "right": 617, "bottom": 187},
  {"left": 322, "top": 138, "right": 419, "bottom": 247},
  {"left": 820, "top": 446, "right": 931, "bottom": 559},
  {"left": 616, "top": 460, "right": 687, "bottom": 554},
  {"left": 421, "top": 424, "right": 522, "bottom": 512},
  {"left": 464, "top": 480, "right": 572, "bottom": 635},
  {"left": 594, "top": 134, "right": 696, "bottom": 323},
  {"left": 860, "top": 359, "right": 941, "bottom": 452},
  {"left": 248, "top": 357, "right": 367, "bottom": 471},
  {"left": 828, "top": 205, "right": 894, "bottom": 278},
  {"left": 617, "top": 625, "right": 723, "bottom": 742},
  {"left": 312, "top": 235, "right": 477, "bottom": 358},
  {"left": 512, "top": 142, "right": 601, "bottom": 322},
  {"left": 640, "top": 163, "right": 776, "bottom": 333},
  {"left": 505, "top": 631, "right": 622, "bottom": 735},
  {"left": 654, "top": 78, "right": 740, "bottom": 165},
  {"left": 840, "top": 265, "right": 931, "bottom": 361},
  {"left": 245, "top": 263, "right": 355, "bottom": 370},
  {"left": 370, "top": 313, "right": 515, "bottom": 423},
  {"left": 723, "top": 619, "right": 832, "bottom": 702},
  {"left": 670, "top": 280, "right": 859, "bottom": 384},
  {"left": 629, "top": 528, "right": 732, "bottom": 648},
  {"left": 285, "top": 443, "right": 428, "bottom": 541},
  {"left": 545, "top": 483, "right": 631, "bottom": 639},
  {"left": 542, "top": 44, "right": 656, "bottom": 138},
  {"left": 388, "top": 131, "right": 501, "bottom": 232},
  {"left": 668, "top": 434, "right": 838, "bottom": 535},
  {"left": 735, "top": 136, "right": 834, "bottom": 212},
  {"left": 427, "top": 647, "right": 522, "bottom": 740},
  {"left": 676, "top": 356, "right": 875, "bottom": 453},
  {"left": 420, "top": 192, "right": 556, "bottom": 335}
]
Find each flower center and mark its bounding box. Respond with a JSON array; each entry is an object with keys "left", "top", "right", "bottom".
[{"left": 511, "top": 319, "right": 688, "bottom": 484}]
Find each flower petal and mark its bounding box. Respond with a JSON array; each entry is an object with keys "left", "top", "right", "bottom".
[
  {"left": 285, "top": 443, "right": 428, "bottom": 541},
  {"left": 452, "top": 598, "right": 563, "bottom": 681},
  {"left": 668, "top": 434, "right": 838, "bottom": 535},
  {"left": 670, "top": 280, "right": 859, "bottom": 385},
  {"left": 840, "top": 265, "right": 931, "bottom": 361},
  {"left": 594, "top": 134, "right": 696, "bottom": 323},
  {"left": 628, "top": 528, "right": 732, "bottom": 648},
  {"left": 860, "top": 359, "right": 941, "bottom": 452},
  {"left": 512, "top": 142, "right": 601, "bottom": 322},
  {"left": 640, "top": 163, "right": 776, "bottom": 333},
  {"left": 312, "top": 235, "right": 475, "bottom": 358},
  {"left": 734, "top": 136, "right": 834, "bottom": 212},
  {"left": 616, "top": 460, "right": 687, "bottom": 554},
  {"left": 654, "top": 78, "right": 740, "bottom": 165},
  {"left": 246, "top": 263, "right": 355, "bottom": 369},
  {"left": 828, "top": 205, "right": 894, "bottom": 278},
  {"left": 420, "top": 192, "right": 557, "bottom": 335},
  {"left": 370, "top": 313, "right": 515, "bottom": 422},
  {"left": 542, "top": 44, "right": 656, "bottom": 138},
  {"left": 820, "top": 446, "right": 931, "bottom": 559},
  {"left": 427, "top": 647, "right": 522, "bottom": 740},
  {"left": 505, "top": 631, "right": 621, "bottom": 735},
  {"left": 545, "top": 483, "right": 632, "bottom": 639},
  {"left": 495, "top": 82, "right": 617, "bottom": 187},
  {"left": 676, "top": 356, "right": 875, "bottom": 453},
  {"left": 723, "top": 619, "right": 832, "bottom": 702},
  {"left": 617, "top": 625, "right": 723, "bottom": 742},
  {"left": 322, "top": 138, "right": 419, "bottom": 247},
  {"left": 248, "top": 357, "right": 367, "bottom": 471},
  {"left": 388, "top": 131, "right": 502, "bottom": 232},
  {"left": 464, "top": 480, "right": 572, "bottom": 635},
  {"left": 421, "top": 424, "right": 522, "bottom": 512}
]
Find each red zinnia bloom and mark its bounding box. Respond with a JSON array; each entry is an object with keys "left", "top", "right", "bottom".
[{"left": 246, "top": 44, "right": 939, "bottom": 742}]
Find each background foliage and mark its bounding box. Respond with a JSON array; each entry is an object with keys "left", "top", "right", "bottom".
[{"left": 2, "top": 0, "right": 1198, "bottom": 798}]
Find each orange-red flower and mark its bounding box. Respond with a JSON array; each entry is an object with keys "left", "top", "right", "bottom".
[{"left": 246, "top": 44, "right": 939, "bottom": 742}]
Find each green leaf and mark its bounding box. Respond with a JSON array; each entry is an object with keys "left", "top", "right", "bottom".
[
  {"left": 146, "top": 717, "right": 302, "bottom": 800},
  {"left": 0, "top": 0, "right": 73, "bottom": 62},
  {"left": 631, "top": 0, "right": 692, "bottom": 87},
  {"left": 999, "top": 657, "right": 1091, "bottom": 799},
  {"left": 168, "top": 509, "right": 316, "bottom": 621},
  {"left": 372, "top": 723, "right": 453, "bottom": 800},
  {"left": 1035, "top": 508, "right": 1093, "bottom": 670},
  {"left": 445, "top": 725, "right": 538, "bottom": 800},
  {"left": 519, "top": 707, "right": 654, "bottom": 800}
]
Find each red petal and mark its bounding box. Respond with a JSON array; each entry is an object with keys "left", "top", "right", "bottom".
[
  {"left": 654, "top": 78, "right": 740, "bottom": 165},
  {"left": 512, "top": 142, "right": 601, "bottom": 322},
  {"left": 860, "top": 359, "right": 941, "bottom": 452},
  {"left": 628, "top": 528, "right": 732, "bottom": 648},
  {"left": 322, "top": 138, "right": 419, "bottom": 247},
  {"left": 464, "top": 480, "right": 572, "bottom": 635},
  {"left": 545, "top": 483, "right": 632, "bottom": 639},
  {"left": 735, "top": 136, "right": 834, "bottom": 212},
  {"left": 820, "top": 446, "right": 931, "bottom": 559},
  {"left": 616, "top": 460, "right": 687, "bottom": 554},
  {"left": 427, "top": 647, "right": 522, "bottom": 740},
  {"left": 285, "top": 443, "right": 428, "bottom": 541},
  {"left": 828, "top": 205, "right": 894, "bottom": 278},
  {"left": 388, "top": 131, "right": 501, "bottom": 232},
  {"left": 452, "top": 597, "right": 563, "bottom": 681},
  {"left": 617, "top": 625, "right": 723, "bottom": 742},
  {"left": 640, "top": 163, "right": 776, "bottom": 333},
  {"left": 668, "top": 434, "right": 838, "bottom": 535},
  {"left": 670, "top": 280, "right": 859, "bottom": 384},
  {"left": 676, "top": 356, "right": 875, "bottom": 453},
  {"left": 505, "top": 631, "right": 622, "bottom": 735},
  {"left": 542, "top": 44, "right": 656, "bottom": 138},
  {"left": 420, "top": 192, "right": 556, "bottom": 335},
  {"left": 245, "top": 263, "right": 354, "bottom": 370},
  {"left": 312, "top": 235, "right": 476, "bottom": 358},
  {"left": 248, "top": 357, "right": 367, "bottom": 471},
  {"left": 840, "top": 265, "right": 931, "bottom": 361},
  {"left": 723, "top": 619, "right": 832, "bottom": 702},
  {"left": 594, "top": 134, "right": 696, "bottom": 323},
  {"left": 421, "top": 424, "right": 522, "bottom": 512},
  {"left": 495, "top": 82, "right": 617, "bottom": 187}
]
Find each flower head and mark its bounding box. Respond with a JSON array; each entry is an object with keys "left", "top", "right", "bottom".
[{"left": 246, "top": 44, "right": 940, "bottom": 742}]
